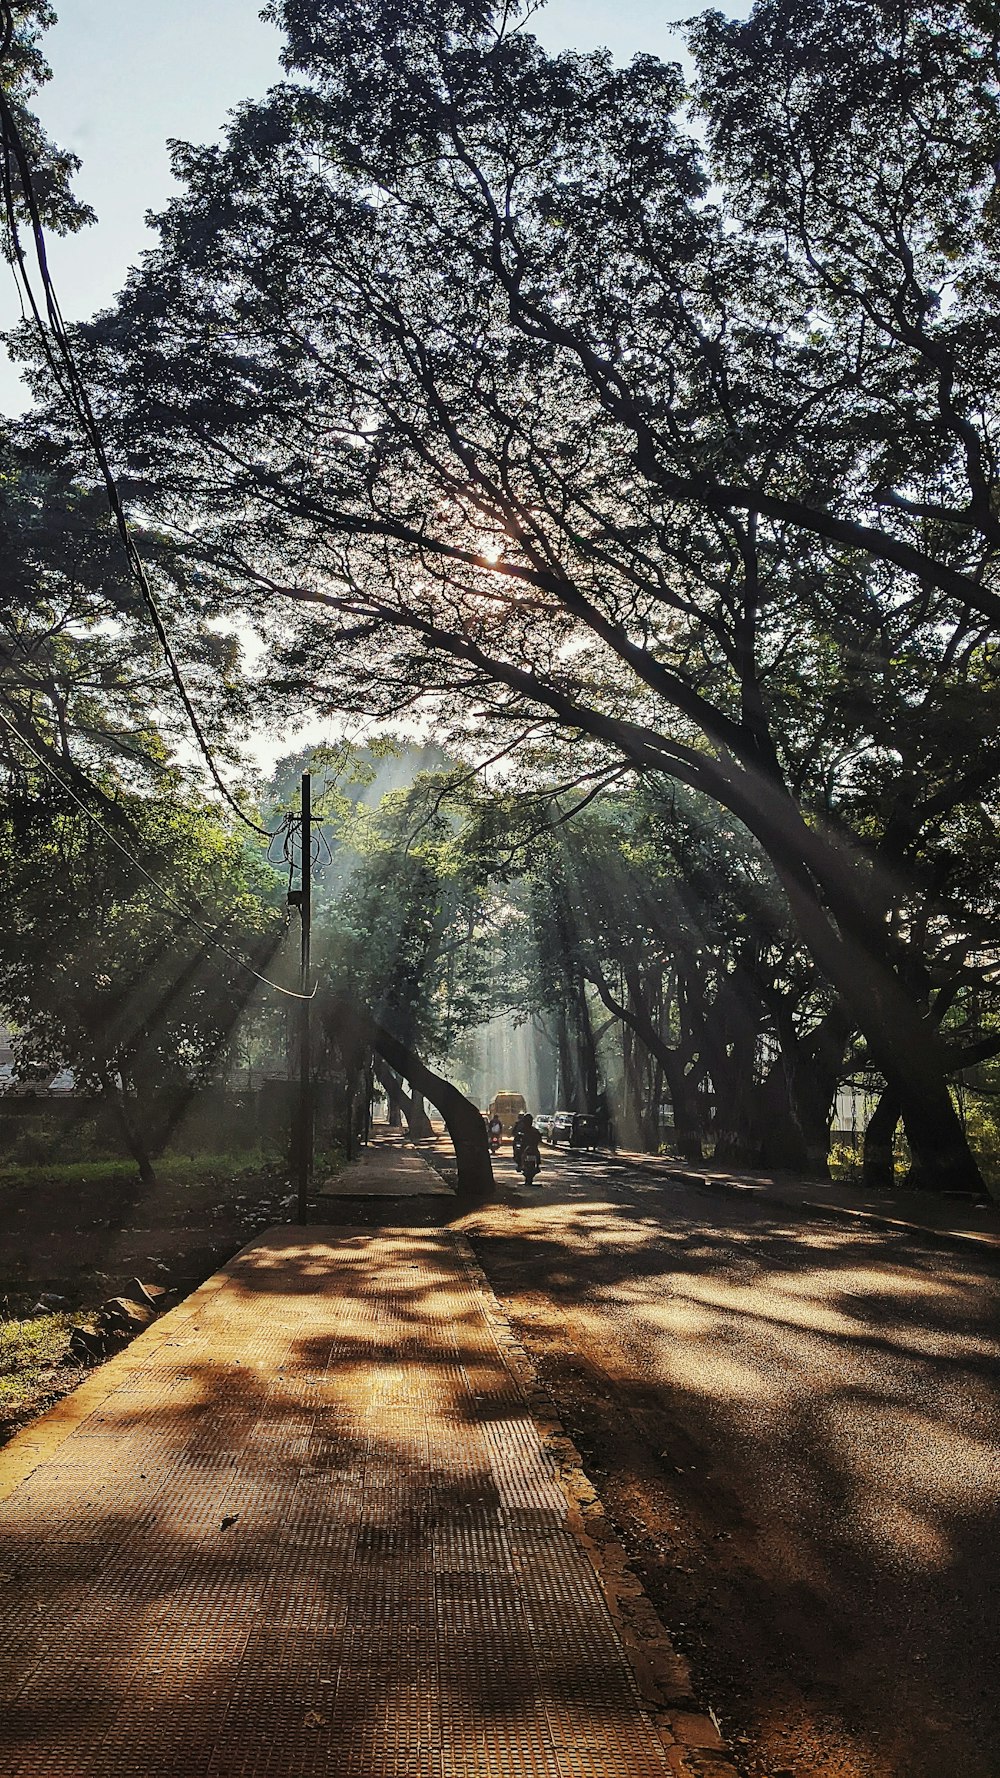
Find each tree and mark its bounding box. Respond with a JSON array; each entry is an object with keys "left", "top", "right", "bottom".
[
  {"left": 316, "top": 760, "right": 498, "bottom": 1098},
  {"left": 492, "top": 777, "right": 849, "bottom": 1170},
  {"left": 80, "top": 0, "right": 1000, "bottom": 1190},
  {"left": 0, "top": 3, "right": 94, "bottom": 241},
  {"left": 264, "top": 746, "right": 500, "bottom": 1187},
  {"left": 0, "top": 435, "right": 258, "bottom": 804},
  {"left": 0, "top": 781, "right": 284, "bottom": 1180}
]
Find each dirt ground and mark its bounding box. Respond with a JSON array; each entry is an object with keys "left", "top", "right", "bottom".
[{"left": 0, "top": 1157, "right": 293, "bottom": 1442}]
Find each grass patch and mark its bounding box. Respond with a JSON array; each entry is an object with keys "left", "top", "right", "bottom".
[
  {"left": 0, "top": 1311, "right": 76, "bottom": 1416},
  {"left": 0, "top": 1150, "right": 285, "bottom": 1191}
]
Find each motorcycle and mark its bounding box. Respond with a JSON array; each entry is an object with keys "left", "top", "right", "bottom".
[{"left": 520, "top": 1147, "right": 541, "bottom": 1187}]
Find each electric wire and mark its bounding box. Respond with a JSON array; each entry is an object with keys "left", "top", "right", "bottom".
[
  {"left": 0, "top": 7, "right": 272, "bottom": 839},
  {"left": 0, "top": 707, "right": 316, "bottom": 1001}
]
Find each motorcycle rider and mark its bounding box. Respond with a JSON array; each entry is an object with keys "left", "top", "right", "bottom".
[
  {"left": 511, "top": 1109, "right": 531, "bottom": 1168},
  {"left": 517, "top": 1114, "right": 543, "bottom": 1185},
  {"left": 488, "top": 1112, "right": 503, "bottom": 1153}
]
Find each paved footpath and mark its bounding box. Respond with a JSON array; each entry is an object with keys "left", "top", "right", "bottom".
[{"left": 0, "top": 1187, "right": 726, "bottom": 1774}]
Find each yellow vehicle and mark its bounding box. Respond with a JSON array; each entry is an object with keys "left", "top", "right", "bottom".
[{"left": 487, "top": 1091, "right": 527, "bottom": 1135}]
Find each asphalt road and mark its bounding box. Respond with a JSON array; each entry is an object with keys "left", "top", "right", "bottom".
[{"left": 465, "top": 1146, "right": 1000, "bottom": 1778}]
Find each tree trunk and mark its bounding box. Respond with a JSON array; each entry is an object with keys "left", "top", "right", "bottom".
[
  {"left": 768, "top": 853, "right": 990, "bottom": 1196},
  {"left": 374, "top": 1060, "right": 405, "bottom": 1128},
  {"left": 587, "top": 961, "right": 702, "bottom": 1157},
  {"left": 555, "top": 1005, "right": 575, "bottom": 1109},
  {"left": 575, "top": 981, "right": 600, "bottom": 1112},
  {"left": 699, "top": 985, "right": 765, "bottom": 1168},
  {"left": 373, "top": 1060, "right": 430, "bottom": 1136},
  {"left": 324, "top": 995, "right": 493, "bottom": 1198},
  {"left": 754, "top": 1066, "right": 812, "bottom": 1172},
  {"left": 550, "top": 880, "right": 600, "bottom": 1110},
  {"left": 661, "top": 1053, "right": 703, "bottom": 1162},
  {"left": 863, "top": 1087, "right": 899, "bottom": 1190},
  {"left": 405, "top": 1089, "right": 434, "bottom": 1140},
  {"left": 99, "top": 1069, "right": 156, "bottom": 1186},
  {"left": 771, "top": 1004, "right": 851, "bottom": 1180}
]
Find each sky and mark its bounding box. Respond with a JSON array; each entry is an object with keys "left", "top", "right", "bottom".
[{"left": 0, "top": 0, "right": 750, "bottom": 410}]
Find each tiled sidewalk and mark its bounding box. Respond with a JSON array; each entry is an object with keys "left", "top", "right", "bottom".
[{"left": 0, "top": 1222, "right": 713, "bottom": 1777}]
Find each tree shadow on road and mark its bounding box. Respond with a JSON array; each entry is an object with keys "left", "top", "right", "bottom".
[{"left": 459, "top": 1183, "right": 1000, "bottom": 1778}]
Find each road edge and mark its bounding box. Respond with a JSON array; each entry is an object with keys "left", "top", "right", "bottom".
[
  {"left": 455, "top": 1231, "right": 739, "bottom": 1778},
  {"left": 653, "top": 1166, "right": 1000, "bottom": 1258}
]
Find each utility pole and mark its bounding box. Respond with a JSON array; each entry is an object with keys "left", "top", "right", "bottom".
[{"left": 296, "top": 771, "right": 312, "bottom": 1223}]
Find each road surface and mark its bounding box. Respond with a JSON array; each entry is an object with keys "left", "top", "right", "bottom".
[{"left": 465, "top": 1145, "right": 1000, "bottom": 1778}]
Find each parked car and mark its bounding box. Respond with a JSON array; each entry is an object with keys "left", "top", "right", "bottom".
[
  {"left": 544, "top": 1102, "right": 576, "bottom": 1145},
  {"left": 548, "top": 1110, "right": 601, "bottom": 1149},
  {"left": 534, "top": 1113, "right": 556, "bottom": 1143},
  {"left": 569, "top": 1113, "right": 601, "bottom": 1150}
]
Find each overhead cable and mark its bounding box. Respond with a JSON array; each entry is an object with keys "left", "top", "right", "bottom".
[{"left": 0, "top": 9, "right": 272, "bottom": 839}]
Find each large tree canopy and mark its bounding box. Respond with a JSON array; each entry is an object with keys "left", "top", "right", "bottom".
[
  {"left": 0, "top": 434, "right": 256, "bottom": 802},
  {"left": 68, "top": 0, "right": 1000, "bottom": 1189}
]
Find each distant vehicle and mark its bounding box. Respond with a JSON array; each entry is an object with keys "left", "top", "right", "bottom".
[
  {"left": 570, "top": 1113, "right": 601, "bottom": 1150},
  {"left": 488, "top": 1092, "right": 527, "bottom": 1135},
  {"left": 534, "top": 1113, "right": 555, "bottom": 1142},
  {"left": 549, "top": 1111, "right": 601, "bottom": 1150}
]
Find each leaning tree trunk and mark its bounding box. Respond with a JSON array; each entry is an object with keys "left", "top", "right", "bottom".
[
  {"left": 325, "top": 996, "right": 493, "bottom": 1198},
  {"left": 373, "top": 1060, "right": 431, "bottom": 1137},
  {"left": 374, "top": 1060, "right": 405, "bottom": 1128},
  {"left": 863, "top": 1087, "right": 899, "bottom": 1190},
  {"left": 588, "top": 961, "right": 703, "bottom": 1159}
]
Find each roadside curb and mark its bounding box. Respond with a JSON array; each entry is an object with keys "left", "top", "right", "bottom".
[
  {"left": 457, "top": 1233, "right": 739, "bottom": 1778},
  {"left": 655, "top": 1165, "right": 1000, "bottom": 1260}
]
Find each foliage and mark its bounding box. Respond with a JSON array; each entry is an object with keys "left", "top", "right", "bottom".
[
  {"left": 314, "top": 755, "right": 500, "bottom": 1064},
  {"left": 0, "top": 2, "right": 94, "bottom": 240},
  {"left": 67, "top": 0, "right": 1000, "bottom": 1187},
  {"left": 0, "top": 784, "right": 286, "bottom": 1159},
  {"left": 0, "top": 433, "right": 259, "bottom": 804}
]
